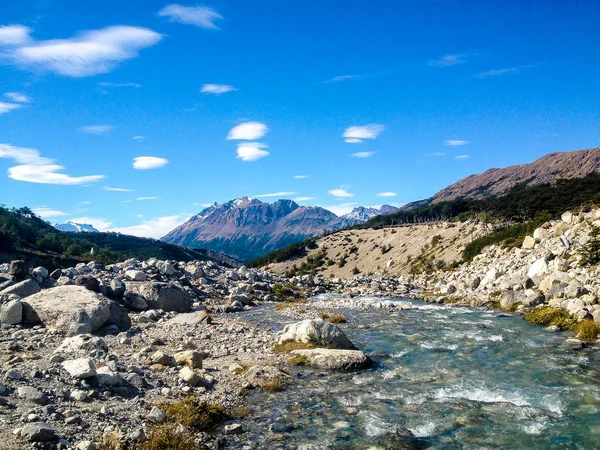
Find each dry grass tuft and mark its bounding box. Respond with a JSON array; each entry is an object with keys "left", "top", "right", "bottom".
[
  {"left": 160, "top": 396, "right": 228, "bottom": 432},
  {"left": 318, "top": 312, "right": 347, "bottom": 323},
  {"left": 260, "top": 378, "right": 287, "bottom": 391},
  {"left": 575, "top": 320, "right": 600, "bottom": 341},
  {"left": 139, "top": 424, "right": 197, "bottom": 450},
  {"left": 98, "top": 430, "right": 125, "bottom": 450},
  {"left": 287, "top": 354, "right": 310, "bottom": 366},
  {"left": 274, "top": 341, "right": 319, "bottom": 353}
]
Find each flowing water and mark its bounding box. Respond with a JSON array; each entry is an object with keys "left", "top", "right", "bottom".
[{"left": 232, "top": 295, "right": 600, "bottom": 449}]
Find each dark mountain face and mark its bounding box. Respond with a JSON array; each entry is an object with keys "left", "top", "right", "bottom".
[{"left": 162, "top": 198, "right": 351, "bottom": 261}]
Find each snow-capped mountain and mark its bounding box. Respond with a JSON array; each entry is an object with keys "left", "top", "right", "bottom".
[
  {"left": 55, "top": 221, "right": 100, "bottom": 233},
  {"left": 342, "top": 205, "right": 398, "bottom": 222},
  {"left": 162, "top": 198, "right": 398, "bottom": 261}
]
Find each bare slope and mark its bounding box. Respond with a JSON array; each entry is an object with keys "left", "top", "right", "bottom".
[
  {"left": 266, "top": 220, "right": 487, "bottom": 278},
  {"left": 432, "top": 147, "right": 600, "bottom": 203}
]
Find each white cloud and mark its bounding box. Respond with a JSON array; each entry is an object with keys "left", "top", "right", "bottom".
[
  {"left": 444, "top": 139, "right": 469, "bottom": 146},
  {"left": 227, "top": 121, "right": 268, "bottom": 140},
  {"left": 323, "top": 202, "right": 358, "bottom": 216},
  {"left": 32, "top": 207, "right": 69, "bottom": 218},
  {"left": 324, "top": 74, "right": 361, "bottom": 83},
  {"left": 454, "top": 154, "right": 470, "bottom": 160},
  {"left": 0, "top": 25, "right": 162, "bottom": 77},
  {"left": 294, "top": 175, "right": 309, "bottom": 179},
  {"left": 474, "top": 67, "right": 520, "bottom": 79},
  {"left": 4, "top": 92, "right": 29, "bottom": 103},
  {"left": 97, "top": 82, "right": 141, "bottom": 88},
  {"left": 136, "top": 196, "right": 159, "bottom": 201},
  {"left": 429, "top": 54, "right": 467, "bottom": 67},
  {"left": 70, "top": 216, "right": 112, "bottom": 231},
  {"left": 201, "top": 84, "right": 237, "bottom": 94},
  {"left": 133, "top": 156, "right": 168, "bottom": 170},
  {"left": 103, "top": 186, "right": 133, "bottom": 192},
  {"left": 81, "top": 125, "right": 113, "bottom": 134},
  {"left": 109, "top": 214, "right": 188, "bottom": 239},
  {"left": 158, "top": 5, "right": 223, "bottom": 29},
  {"left": 430, "top": 152, "right": 447, "bottom": 156},
  {"left": 329, "top": 188, "right": 354, "bottom": 198},
  {"left": 351, "top": 151, "right": 375, "bottom": 158},
  {"left": 236, "top": 142, "right": 269, "bottom": 162},
  {"left": 377, "top": 192, "right": 397, "bottom": 197},
  {"left": 293, "top": 196, "right": 315, "bottom": 202},
  {"left": 0, "top": 102, "right": 22, "bottom": 114},
  {"left": 343, "top": 124, "right": 384, "bottom": 143},
  {"left": 133, "top": 135, "right": 144, "bottom": 140},
  {"left": 0, "top": 143, "right": 104, "bottom": 185},
  {"left": 0, "top": 25, "right": 32, "bottom": 46},
  {"left": 252, "top": 191, "right": 295, "bottom": 198}
]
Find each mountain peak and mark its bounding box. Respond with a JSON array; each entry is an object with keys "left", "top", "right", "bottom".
[{"left": 55, "top": 221, "right": 99, "bottom": 233}]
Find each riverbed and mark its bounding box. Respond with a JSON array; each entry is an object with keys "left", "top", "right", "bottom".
[{"left": 231, "top": 294, "right": 600, "bottom": 449}]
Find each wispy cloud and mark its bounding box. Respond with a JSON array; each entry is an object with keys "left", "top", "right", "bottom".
[
  {"left": 32, "top": 207, "right": 69, "bottom": 218},
  {"left": 429, "top": 53, "right": 468, "bottom": 67},
  {"left": 351, "top": 151, "right": 375, "bottom": 158},
  {"left": 236, "top": 142, "right": 269, "bottom": 162},
  {"left": 0, "top": 102, "right": 23, "bottom": 114},
  {"left": 454, "top": 154, "right": 470, "bottom": 159},
  {"left": 252, "top": 191, "right": 295, "bottom": 198},
  {"left": 136, "top": 196, "right": 159, "bottom": 201},
  {"left": 103, "top": 186, "right": 133, "bottom": 192},
  {"left": 324, "top": 74, "right": 362, "bottom": 83},
  {"left": 201, "top": 83, "right": 237, "bottom": 94},
  {"left": 4, "top": 92, "right": 29, "bottom": 103},
  {"left": 294, "top": 175, "right": 309, "bottom": 179},
  {"left": 227, "top": 121, "right": 268, "bottom": 140},
  {"left": 158, "top": 5, "right": 223, "bottom": 29},
  {"left": 329, "top": 188, "right": 354, "bottom": 198},
  {"left": 0, "top": 143, "right": 104, "bottom": 185},
  {"left": 343, "top": 124, "right": 384, "bottom": 144},
  {"left": 444, "top": 139, "right": 469, "bottom": 146},
  {"left": 377, "top": 192, "right": 396, "bottom": 197},
  {"left": 98, "top": 82, "right": 142, "bottom": 88},
  {"left": 0, "top": 25, "right": 162, "bottom": 77},
  {"left": 293, "top": 196, "right": 315, "bottom": 202},
  {"left": 472, "top": 64, "right": 537, "bottom": 80},
  {"left": 133, "top": 156, "right": 168, "bottom": 170},
  {"left": 429, "top": 152, "right": 447, "bottom": 156},
  {"left": 80, "top": 125, "right": 113, "bottom": 135},
  {"left": 109, "top": 214, "right": 188, "bottom": 239},
  {"left": 133, "top": 136, "right": 144, "bottom": 140}
]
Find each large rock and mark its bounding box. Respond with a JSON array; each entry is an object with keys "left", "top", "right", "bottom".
[
  {"left": 278, "top": 319, "right": 356, "bottom": 350},
  {"left": 291, "top": 348, "right": 373, "bottom": 371},
  {"left": 21, "top": 422, "right": 56, "bottom": 442},
  {"left": 126, "top": 282, "right": 193, "bottom": 312},
  {"left": 521, "top": 236, "right": 535, "bottom": 249},
  {"left": 527, "top": 258, "right": 548, "bottom": 279},
  {"left": 0, "top": 298, "right": 22, "bottom": 324},
  {"left": 62, "top": 358, "right": 96, "bottom": 378},
  {"left": 499, "top": 291, "right": 525, "bottom": 310},
  {"left": 0, "top": 278, "right": 40, "bottom": 298},
  {"left": 9, "top": 260, "right": 26, "bottom": 280},
  {"left": 22, "top": 286, "right": 115, "bottom": 334}
]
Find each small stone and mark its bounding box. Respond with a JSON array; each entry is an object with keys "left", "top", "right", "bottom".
[
  {"left": 65, "top": 416, "right": 81, "bottom": 425},
  {"left": 178, "top": 366, "right": 202, "bottom": 386},
  {"left": 70, "top": 389, "right": 88, "bottom": 401},
  {"left": 174, "top": 350, "right": 203, "bottom": 369},
  {"left": 150, "top": 351, "right": 172, "bottom": 366},
  {"left": 147, "top": 406, "right": 166, "bottom": 422},
  {"left": 224, "top": 423, "right": 244, "bottom": 434}
]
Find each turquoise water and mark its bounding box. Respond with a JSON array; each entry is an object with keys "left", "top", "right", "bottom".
[{"left": 233, "top": 296, "right": 600, "bottom": 449}]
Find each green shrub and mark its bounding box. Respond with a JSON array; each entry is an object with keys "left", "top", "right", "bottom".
[
  {"left": 161, "top": 397, "right": 228, "bottom": 431},
  {"left": 524, "top": 306, "right": 577, "bottom": 330},
  {"left": 580, "top": 226, "right": 600, "bottom": 267}
]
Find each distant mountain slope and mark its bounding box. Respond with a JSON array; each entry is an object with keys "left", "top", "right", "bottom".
[
  {"left": 431, "top": 147, "right": 600, "bottom": 203},
  {"left": 342, "top": 205, "right": 398, "bottom": 222},
  {"left": 55, "top": 221, "right": 99, "bottom": 233},
  {"left": 162, "top": 198, "right": 354, "bottom": 261}
]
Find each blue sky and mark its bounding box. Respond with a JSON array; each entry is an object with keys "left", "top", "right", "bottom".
[{"left": 1, "top": 0, "right": 599, "bottom": 238}]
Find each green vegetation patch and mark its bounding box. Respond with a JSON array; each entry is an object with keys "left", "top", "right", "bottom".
[
  {"left": 160, "top": 396, "right": 228, "bottom": 432},
  {"left": 524, "top": 306, "right": 578, "bottom": 330}
]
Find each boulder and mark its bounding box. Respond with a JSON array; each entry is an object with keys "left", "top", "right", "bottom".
[
  {"left": 499, "top": 291, "right": 525, "bottom": 310},
  {"left": 106, "top": 301, "right": 132, "bottom": 331},
  {"left": 179, "top": 366, "right": 202, "bottom": 386},
  {"left": 126, "top": 282, "right": 193, "bottom": 313},
  {"left": 533, "top": 227, "right": 548, "bottom": 241},
  {"left": 125, "top": 270, "right": 146, "bottom": 282},
  {"left": 522, "top": 291, "right": 546, "bottom": 307},
  {"left": 74, "top": 275, "right": 101, "bottom": 292},
  {"left": 174, "top": 350, "right": 203, "bottom": 369},
  {"left": 17, "top": 386, "right": 48, "bottom": 404},
  {"left": 22, "top": 286, "right": 113, "bottom": 334},
  {"left": 32, "top": 267, "right": 49, "bottom": 278},
  {"left": 243, "top": 365, "right": 290, "bottom": 389},
  {"left": 9, "top": 260, "right": 26, "bottom": 280},
  {"left": 62, "top": 358, "right": 96, "bottom": 378},
  {"left": 54, "top": 335, "right": 108, "bottom": 355},
  {"left": 0, "top": 298, "right": 22, "bottom": 324},
  {"left": 521, "top": 236, "right": 535, "bottom": 249},
  {"left": 278, "top": 319, "right": 356, "bottom": 349},
  {"left": 527, "top": 258, "right": 548, "bottom": 279},
  {"left": 0, "top": 278, "right": 40, "bottom": 298},
  {"left": 21, "top": 422, "right": 56, "bottom": 442},
  {"left": 291, "top": 348, "right": 373, "bottom": 371}
]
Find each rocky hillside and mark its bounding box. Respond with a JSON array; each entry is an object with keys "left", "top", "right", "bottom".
[
  {"left": 162, "top": 198, "right": 392, "bottom": 262},
  {"left": 265, "top": 220, "right": 489, "bottom": 278},
  {"left": 399, "top": 147, "right": 600, "bottom": 211}
]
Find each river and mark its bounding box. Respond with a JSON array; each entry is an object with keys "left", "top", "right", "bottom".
[{"left": 231, "top": 294, "right": 600, "bottom": 449}]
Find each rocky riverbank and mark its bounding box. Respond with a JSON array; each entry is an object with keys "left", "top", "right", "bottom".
[{"left": 0, "top": 257, "right": 386, "bottom": 449}]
